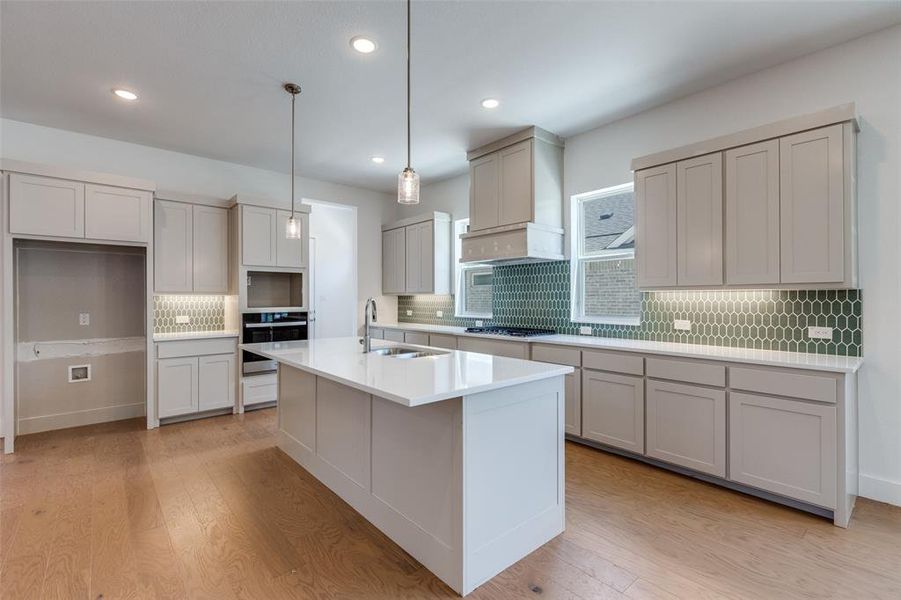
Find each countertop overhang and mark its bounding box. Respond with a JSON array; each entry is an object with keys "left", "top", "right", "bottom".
[{"left": 240, "top": 337, "right": 573, "bottom": 406}]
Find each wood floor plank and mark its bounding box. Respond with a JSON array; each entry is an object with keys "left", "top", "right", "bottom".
[{"left": 2, "top": 412, "right": 900, "bottom": 600}]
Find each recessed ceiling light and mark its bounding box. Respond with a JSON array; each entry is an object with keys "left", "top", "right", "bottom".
[
  {"left": 371, "top": 156, "right": 385, "bottom": 164},
  {"left": 481, "top": 98, "right": 500, "bottom": 109},
  {"left": 113, "top": 89, "right": 138, "bottom": 101},
  {"left": 351, "top": 36, "right": 377, "bottom": 54}
]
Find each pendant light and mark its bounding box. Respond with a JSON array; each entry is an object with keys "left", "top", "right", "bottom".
[
  {"left": 397, "top": 0, "right": 420, "bottom": 205},
  {"left": 284, "top": 82, "right": 303, "bottom": 239}
]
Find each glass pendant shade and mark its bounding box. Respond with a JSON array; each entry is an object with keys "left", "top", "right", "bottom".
[
  {"left": 397, "top": 167, "right": 420, "bottom": 205},
  {"left": 285, "top": 215, "right": 302, "bottom": 239}
]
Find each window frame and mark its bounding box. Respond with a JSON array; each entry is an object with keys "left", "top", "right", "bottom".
[
  {"left": 570, "top": 182, "right": 641, "bottom": 326},
  {"left": 454, "top": 218, "right": 493, "bottom": 319}
]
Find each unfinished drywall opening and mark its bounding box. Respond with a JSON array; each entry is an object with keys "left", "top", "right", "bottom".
[{"left": 14, "top": 240, "right": 146, "bottom": 434}]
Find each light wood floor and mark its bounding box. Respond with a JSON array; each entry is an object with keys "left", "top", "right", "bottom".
[{"left": 1, "top": 410, "right": 899, "bottom": 600}]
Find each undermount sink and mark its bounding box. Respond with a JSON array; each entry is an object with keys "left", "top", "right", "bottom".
[{"left": 370, "top": 346, "right": 448, "bottom": 359}]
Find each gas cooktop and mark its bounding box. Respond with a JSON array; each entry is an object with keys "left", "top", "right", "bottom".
[{"left": 464, "top": 326, "right": 555, "bottom": 338}]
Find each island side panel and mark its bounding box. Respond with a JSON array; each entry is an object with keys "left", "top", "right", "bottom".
[
  {"left": 461, "top": 375, "right": 566, "bottom": 594},
  {"left": 276, "top": 364, "right": 466, "bottom": 594}
]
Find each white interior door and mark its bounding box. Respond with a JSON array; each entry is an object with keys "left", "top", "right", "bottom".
[{"left": 307, "top": 201, "right": 357, "bottom": 338}]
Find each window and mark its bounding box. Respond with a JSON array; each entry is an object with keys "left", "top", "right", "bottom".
[
  {"left": 454, "top": 218, "right": 493, "bottom": 318},
  {"left": 571, "top": 183, "right": 641, "bottom": 325}
]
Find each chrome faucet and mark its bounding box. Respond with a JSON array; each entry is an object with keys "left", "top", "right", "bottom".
[{"left": 361, "top": 297, "right": 378, "bottom": 352}]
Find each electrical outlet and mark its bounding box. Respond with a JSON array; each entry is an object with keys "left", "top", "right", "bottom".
[
  {"left": 808, "top": 326, "right": 833, "bottom": 340},
  {"left": 579, "top": 326, "right": 592, "bottom": 335},
  {"left": 176, "top": 315, "right": 190, "bottom": 325},
  {"left": 674, "top": 319, "right": 691, "bottom": 331},
  {"left": 68, "top": 364, "right": 91, "bottom": 382},
  {"left": 78, "top": 313, "right": 90, "bottom": 326},
  {"left": 436, "top": 310, "right": 443, "bottom": 318},
  {"left": 475, "top": 320, "right": 484, "bottom": 327},
  {"left": 406, "top": 310, "right": 413, "bottom": 317}
]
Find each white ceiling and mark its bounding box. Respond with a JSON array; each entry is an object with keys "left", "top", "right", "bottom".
[{"left": 2, "top": 1, "right": 899, "bottom": 192}]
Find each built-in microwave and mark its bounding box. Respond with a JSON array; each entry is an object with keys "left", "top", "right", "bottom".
[{"left": 241, "top": 311, "right": 308, "bottom": 375}]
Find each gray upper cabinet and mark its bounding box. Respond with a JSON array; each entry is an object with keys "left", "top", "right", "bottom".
[
  {"left": 725, "top": 140, "right": 780, "bottom": 285},
  {"left": 632, "top": 106, "right": 857, "bottom": 289},
  {"left": 241, "top": 204, "right": 278, "bottom": 267},
  {"left": 498, "top": 140, "right": 534, "bottom": 227},
  {"left": 382, "top": 213, "right": 451, "bottom": 295},
  {"left": 84, "top": 184, "right": 151, "bottom": 243},
  {"left": 635, "top": 163, "right": 677, "bottom": 288},
  {"left": 154, "top": 200, "right": 193, "bottom": 293},
  {"left": 470, "top": 153, "right": 500, "bottom": 231},
  {"left": 677, "top": 153, "right": 723, "bottom": 286},
  {"left": 154, "top": 200, "right": 230, "bottom": 294},
  {"left": 779, "top": 124, "right": 846, "bottom": 285},
  {"left": 382, "top": 227, "right": 406, "bottom": 294},
  {"left": 192, "top": 205, "right": 230, "bottom": 293},
  {"left": 9, "top": 173, "right": 85, "bottom": 238}
]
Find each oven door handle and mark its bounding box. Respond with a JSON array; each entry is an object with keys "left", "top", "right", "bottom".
[{"left": 244, "top": 321, "right": 307, "bottom": 328}]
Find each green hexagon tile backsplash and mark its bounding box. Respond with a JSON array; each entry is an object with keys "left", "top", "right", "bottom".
[
  {"left": 154, "top": 295, "right": 225, "bottom": 333},
  {"left": 397, "top": 261, "right": 862, "bottom": 356}
]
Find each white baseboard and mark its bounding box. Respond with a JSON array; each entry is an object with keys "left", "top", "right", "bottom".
[
  {"left": 859, "top": 473, "right": 901, "bottom": 507},
  {"left": 17, "top": 402, "right": 145, "bottom": 435}
]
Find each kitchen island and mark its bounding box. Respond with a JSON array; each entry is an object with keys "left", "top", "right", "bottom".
[{"left": 240, "top": 337, "right": 573, "bottom": 596}]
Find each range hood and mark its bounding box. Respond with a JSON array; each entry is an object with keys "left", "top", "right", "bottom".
[
  {"left": 459, "top": 222, "right": 564, "bottom": 265},
  {"left": 460, "top": 126, "right": 564, "bottom": 265}
]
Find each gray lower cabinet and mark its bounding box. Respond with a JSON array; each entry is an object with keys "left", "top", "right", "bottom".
[
  {"left": 428, "top": 333, "right": 457, "bottom": 350},
  {"left": 456, "top": 337, "right": 529, "bottom": 359},
  {"left": 729, "top": 391, "right": 837, "bottom": 508},
  {"left": 581, "top": 370, "right": 644, "bottom": 454},
  {"left": 384, "top": 329, "right": 405, "bottom": 343},
  {"left": 158, "top": 356, "right": 199, "bottom": 418},
  {"left": 564, "top": 369, "right": 581, "bottom": 437},
  {"left": 403, "top": 332, "right": 430, "bottom": 345},
  {"left": 646, "top": 380, "right": 726, "bottom": 477}
]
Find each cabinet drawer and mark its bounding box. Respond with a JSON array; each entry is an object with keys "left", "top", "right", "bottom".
[
  {"left": 646, "top": 380, "right": 726, "bottom": 477},
  {"left": 369, "top": 327, "right": 385, "bottom": 340},
  {"left": 243, "top": 373, "right": 278, "bottom": 406},
  {"left": 582, "top": 348, "right": 643, "bottom": 376},
  {"left": 531, "top": 344, "right": 581, "bottom": 367},
  {"left": 646, "top": 357, "right": 725, "bottom": 387},
  {"left": 729, "top": 392, "right": 836, "bottom": 508},
  {"left": 730, "top": 367, "right": 837, "bottom": 404},
  {"left": 156, "top": 337, "right": 236, "bottom": 359},
  {"left": 428, "top": 333, "right": 457, "bottom": 350},
  {"left": 384, "top": 329, "right": 405, "bottom": 343},
  {"left": 457, "top": 337, "right": 529, "bottom": 359},
  {"left": 404, "top": 332, "right": 430, "bottom": 346}
]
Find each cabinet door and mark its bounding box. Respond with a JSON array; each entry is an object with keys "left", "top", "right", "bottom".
[
  {"left": 276, "top": 210, "right": 306, "bottom": 268},
  {"left": 498, "top": 140, "right": 533, "bottom": 227},
  {"left": 565, "top": 368, "right": 582, "bottom": 437},
  {"left": 242, "top": 205, "right": 277, "bottom": 266},
  {"left": 469, "top": 153, "right": 500, "bottom": 231},
  {"left": 9, "top": 173, "right": 85, "bottom": 238},
  {"left": 725, "top": 140, "right": 780, "bottom": 285},
  {"left": 198, "top": 354, "right": 236, "bottom": 411},
  {"left": 381, "top": 228, "right": 406, "bottom": 294},
  {"left": 581, "top": 370, "right": 644, "bottom": 453},
  {"left": 192, "top": 205, "right": 229, "bottom": 293},
  {"left": 780, "top": 124, "right": 845, "bottom": 284},
  {"left": 677, "top": 153, "right": 723, "bottom": 286},
  {"left": 154, "top": 200, "right": 193, "bottom": 293},
  {"left": 84, "top": 184, "right": 151, "bottom": 242},
  {"left": 646, "top": 380, "right": 725, "bottom": 477},
  {"left": 157, "top": 357, "right": 198, "bottom": 418},
  {"left": 635, "top": 164, "right": 677, "bottom": 287},
  {"left": 729, "top": 392, "right": 836, "bottom": 508},
  {"left": 404, "top": 223, "right": 423, "bottom": 293}
]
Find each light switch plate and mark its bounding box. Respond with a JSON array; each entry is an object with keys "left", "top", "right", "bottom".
[
  {"left": 436, "top": 310, "right": 443, "bottom": 318},
  {"left": 579, "top": 326, "right": 592, "bottom": 335},
  {"left": 674, "top": 319, "right": 691, "bottom": 331},
  {"left": 79, "top": 313, "right": 90, "bottom": 326},
  {"left": 176, "top": 315, "right": 190, "bottom": 325},
  {"left": 406, "top": 310, "right": 413, "bottom": 317},
  {"left": 808, "top": 326, "right": 833, "bottom": 340}
]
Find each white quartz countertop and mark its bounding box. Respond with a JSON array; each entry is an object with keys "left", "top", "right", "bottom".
[
  {"left": 153, "top": 330, "right": 240, "bottom": 342},
  {"left": 240, "top": 337, "right": 573, "bottom": 406},
  {"left": 372, "top": 322, "right": 863, "bottom": 373}
]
